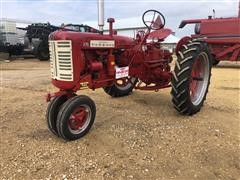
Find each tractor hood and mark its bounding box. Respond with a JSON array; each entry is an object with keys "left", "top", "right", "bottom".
[{"left": 50, "top": 30, "right": 136, "bottom": 49}]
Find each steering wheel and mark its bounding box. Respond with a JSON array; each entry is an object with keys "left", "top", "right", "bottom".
[{"left": 142, "top": 10, "right": 166, "bottom": 30}]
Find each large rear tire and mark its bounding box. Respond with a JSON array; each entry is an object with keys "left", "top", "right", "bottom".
[
  {"left": 171, "top": 40, "right": 212, "bottom": 115},
  {"left": 37, "top": 41, "right": 49, "bottom": 61},
  {"left": 103, "top": 77, "right": 138, "bottom": 97}
]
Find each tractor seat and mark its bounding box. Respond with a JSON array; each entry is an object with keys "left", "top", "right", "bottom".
[{"left": 148, "top": 28, "right": 172, "bottom": 41}]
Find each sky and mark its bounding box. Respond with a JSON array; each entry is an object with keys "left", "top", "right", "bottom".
[{"left": 1, "top": 0, "right": 239, "bottom": 37}]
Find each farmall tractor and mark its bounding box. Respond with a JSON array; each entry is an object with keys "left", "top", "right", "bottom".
[
  {"left": 46, "top": 1, "right": 212, "bottom": 141},
  {"left": 178, "top": 3, "right": 240, "bottom": 65}
]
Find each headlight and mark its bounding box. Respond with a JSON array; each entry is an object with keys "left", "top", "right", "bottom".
[{"left": 194, "top": 23, "right": 201, "bottom": 34}]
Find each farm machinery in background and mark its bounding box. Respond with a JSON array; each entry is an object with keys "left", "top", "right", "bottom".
[
  {"left": 16, "top": 23, "right": 59, "bottom": 60},
  {"left": 178, "top": 2, "right": 240, "bottom": 65},
  {"left": 46, "top": 0, "right": 213, "bottom": 141},
  {"left": 1, "top": 23, "right": 99, "bottom": 60},
  {"left": 19, "top": 23, "right": 99, "bottom": 60}
]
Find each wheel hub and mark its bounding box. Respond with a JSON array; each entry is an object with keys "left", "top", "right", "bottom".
[
  {"left": 69, "top": 107, "right": 88, "bottom": 130},
  {"left": 189, "top": 52, "right": 209, "bottom": 106},
  {"left": 115, "top": 77, "right": 137, "bottom": 90},
  {"left": 116, "top": 78, "right": 129, "bottom": 87}
]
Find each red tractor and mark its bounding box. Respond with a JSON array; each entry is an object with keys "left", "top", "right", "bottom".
[
  {"left": 178, "top": 3, "right": 240, "bottom": 65},
  {"left": 46, "top": 4, "right": 213, "bottom": 141}
]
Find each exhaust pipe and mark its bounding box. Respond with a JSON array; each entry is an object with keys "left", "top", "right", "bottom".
[
  {"left": 238, "top": 0, "right": 240, "bottom": 18},
  {"left": 98, "top": 0, "right": 104, "bottom": 33}
]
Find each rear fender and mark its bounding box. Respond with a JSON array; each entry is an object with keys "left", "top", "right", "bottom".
[{"left": 175, "top": 36, "right": 192, "bottom": 55}]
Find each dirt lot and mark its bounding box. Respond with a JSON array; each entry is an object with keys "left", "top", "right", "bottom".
[{"left": 0, "top": 59, "right": 239, "bottom": 180}]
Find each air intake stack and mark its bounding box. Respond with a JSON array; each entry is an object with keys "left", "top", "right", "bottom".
[{"left": 238, "top": 0, "right": 240, "bottom": 18}]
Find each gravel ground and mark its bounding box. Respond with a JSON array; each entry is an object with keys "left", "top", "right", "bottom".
[{"left": 0, "top": 59, "right": 240, "bottom": 180}]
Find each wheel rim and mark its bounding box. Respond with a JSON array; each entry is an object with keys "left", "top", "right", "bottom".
[
  {"left": 115, "top": 77, "right": 137, "bottom": 90},
  {"left": 190, "top": 52, "right": 210, "bottom": 106},
  {"left": 68, "top": 105, "right": 91, "bottom": 134}
]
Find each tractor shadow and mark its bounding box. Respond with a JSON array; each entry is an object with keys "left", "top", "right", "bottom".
[
  {"left": 131, "top": 90, "right": 172, "bottom": 109},
  {"left": 218, "top": 86, "right": 240, "bottom": 91}
]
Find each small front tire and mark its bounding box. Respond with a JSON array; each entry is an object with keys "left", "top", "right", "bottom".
[
  {"left": 46, "top": 95, "right": 68, "bottom": 136},
  {"left": 56, "top": 95, "right": 96, "bottom": 141}
]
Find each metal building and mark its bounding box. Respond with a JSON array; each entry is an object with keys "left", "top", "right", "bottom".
[
  {"left": 0, "top": 19, "right": 18, "bottom": 45},
  {"left": 0, "top": 18, "right": 31, "bottom": 45}
]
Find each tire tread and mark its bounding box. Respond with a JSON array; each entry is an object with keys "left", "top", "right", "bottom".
[{"left": 171, "top": 40, "right": 212, "bottom": 115}]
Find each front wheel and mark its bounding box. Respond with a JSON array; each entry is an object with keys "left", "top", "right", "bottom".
[
  {"left": 46, "top": 95, "right": 68, "bottom": 136},
  {"left": 171, "top": 40, "right": 212, "bottom": 115},
  {"left": 103, "top": 77, "right": 138, "bottom": 97},
  {"left": 56, "top": 95, "right": 96, "bottom": 141}
]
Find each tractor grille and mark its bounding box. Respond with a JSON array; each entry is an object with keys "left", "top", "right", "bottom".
[{"left": 49, "top": 40, "right": 73, "bottom": 81}]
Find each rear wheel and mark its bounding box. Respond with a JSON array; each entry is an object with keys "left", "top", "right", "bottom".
[
  {"left": 171, "top": 40, "right": 212, "bottom": 115},
  {"left": 104, "top": 77, "right": 137, "bottom": 97},
  {"left": 37, "top": 41, "right": 49, "bottom": 61},
  {"left": 56, "top": 95, "right": 96, "bottom": 141}
]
